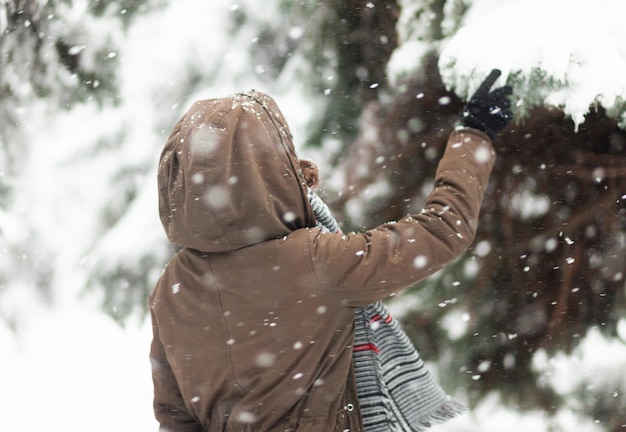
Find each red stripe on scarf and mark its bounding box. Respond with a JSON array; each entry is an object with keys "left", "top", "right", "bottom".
[
  {"left": 353, "top": 343, "right": 380, "bottom": 354},
  {"left": 369, "top": 314, "right": 393, "bottom": 324}
]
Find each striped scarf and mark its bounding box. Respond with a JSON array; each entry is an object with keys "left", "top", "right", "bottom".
[{"left": 308, "top": 189, "right": 466, "bottom": 431}]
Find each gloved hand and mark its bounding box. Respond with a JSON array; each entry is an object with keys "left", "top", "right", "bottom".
[{"left": 459, "top": 69, "right": 513, "bottom": 140}]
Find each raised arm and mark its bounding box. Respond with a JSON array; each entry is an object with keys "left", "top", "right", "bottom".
[{"left": 309, "top": 70, "right": 513, "bottom": 306}]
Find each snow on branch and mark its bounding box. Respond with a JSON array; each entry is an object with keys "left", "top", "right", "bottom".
[{"left": 437, "top": 0, "right": 626, "bottom": 131}]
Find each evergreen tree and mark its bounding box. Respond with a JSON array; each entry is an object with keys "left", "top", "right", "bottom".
[
  {"left": 303, "top": 0, "right": 626, "bottom": 427},
  {"left": 0, "top": 0, "right": 157, "bottom": 329}
]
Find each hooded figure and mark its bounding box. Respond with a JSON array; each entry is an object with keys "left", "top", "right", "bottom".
[{"left": 150, "top": 86, "right": 507, "bottom": 432}]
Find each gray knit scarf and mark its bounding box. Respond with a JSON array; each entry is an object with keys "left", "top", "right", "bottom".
[{"left": 308, "top": 189, "right": 466, "bottom": 432}]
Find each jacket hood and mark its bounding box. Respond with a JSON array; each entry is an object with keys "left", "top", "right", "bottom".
[{"left": 158, "top": 91, "right": 316, "bottom": 252}]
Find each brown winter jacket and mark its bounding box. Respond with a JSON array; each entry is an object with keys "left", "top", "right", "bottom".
[{"left": 150, "top": 90, "right": 496, "bottom": 432}]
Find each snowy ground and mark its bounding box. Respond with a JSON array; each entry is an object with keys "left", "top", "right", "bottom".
[{"left": 1, "top": 295, "right": 157, "bottom": 431}]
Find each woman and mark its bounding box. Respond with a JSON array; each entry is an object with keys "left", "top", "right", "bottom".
[{"left": 150, "top": 71, "right": 512, "bottom": 431}]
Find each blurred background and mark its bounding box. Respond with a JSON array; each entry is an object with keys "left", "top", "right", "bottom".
[{"left": 1, "top": 0, "right": 625, "bottom": 430}]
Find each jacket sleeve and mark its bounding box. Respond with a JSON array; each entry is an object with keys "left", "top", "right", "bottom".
[
  {"left": 150, "top": 312, "right": 203, "bottom": 432},
  {"left": 309, "top": 128, "right": 496, "bottom": 307}
]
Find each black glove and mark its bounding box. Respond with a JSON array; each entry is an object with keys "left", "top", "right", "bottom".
[{"left": 459, "top": 69, "right": 513, "bottom": 140}]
